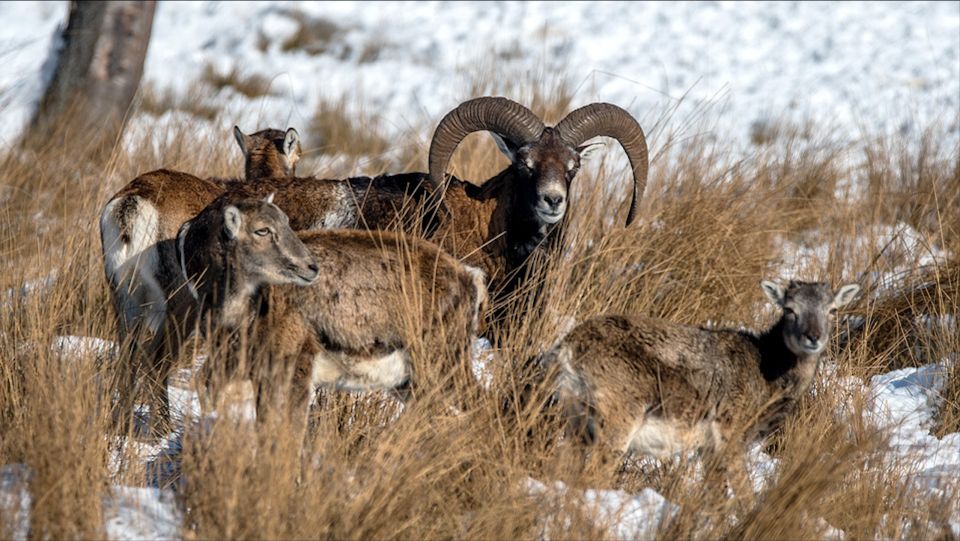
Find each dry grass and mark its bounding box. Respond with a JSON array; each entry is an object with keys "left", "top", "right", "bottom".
[
  {"left": 0, "top": 70, "right": 957, "bottom": 540},
  {"left": 307, "top": 92, "right": 425, "bottom": 176},
  {"left": 277, "top": 11, "right": 346, "bottom": 57},
  {"left": 201, "top": 64, "right": 275, "bottom": 99},
  {"left": 138, "top": 82, "right": 222, "bottom": 121}
]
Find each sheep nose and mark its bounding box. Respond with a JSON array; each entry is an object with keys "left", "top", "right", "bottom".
[
  {"left": 307, "top": 263, "right": 319, "bottom": 274},
  {"left": 543, "top": 194, "right": 564, "bottom": 210},
  {"left": 804, "top": 330, "right": 821, "bottom": 343}
]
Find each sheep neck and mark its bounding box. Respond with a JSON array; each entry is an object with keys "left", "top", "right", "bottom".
[
  {"left": 504, "top": 193, "right": 560, "bottom": 272},
  {"left": 201, "top": 243, "right": 263, "bottom": 331},
  {"left": 756, "top": 318, "right": 819, "bottom": 396}
]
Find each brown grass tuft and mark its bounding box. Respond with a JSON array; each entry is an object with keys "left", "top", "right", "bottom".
[
  {"left": 201, "top": 64, "right": 275, "bottom": 99},
  {"left": 278, "top": 11, "right": 347, "bottom": 57},
  {"left": 138, "top": 81, "right": 222, "bottom": 121}
]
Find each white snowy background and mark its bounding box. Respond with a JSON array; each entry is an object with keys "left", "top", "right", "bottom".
[
  {"left": 0, "top": 1, "right": 958, "bottom": 539},
  {"left": 1, "top": 1, "right": 958, "bottom": 154}
]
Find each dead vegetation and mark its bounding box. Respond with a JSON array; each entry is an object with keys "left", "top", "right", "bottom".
[
  {"left": 277, "top": 11, "right": 347, "bottom": 57},
  {"left": 138, "top": 81, "right": 222, "bottom": 121},
  {"left": 307, "top": 92, "right": 425, "bottom": 175},
  {"left": 201, "top": 64, "right": 275, "bottom": 99},
  {"left": 0, "top": 71, "right": 957, "bottom": 539}
]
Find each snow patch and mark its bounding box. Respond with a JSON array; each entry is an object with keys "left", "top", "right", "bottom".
[
  {"left": 525, "top": 477, "right": 678, "bottom": 540},
  {"left": 3, "top": 2, "right": 957, "bottom": 157},
  {"left": 2, "top": 271, "right": 58, "bottom": 308},
  {"left": 51, "top": 335, "right": 118, "bottom": 362},
  {"left": 471, "top": 337, "right": 495, "bottom": 390},
  {"left": 865, "top": 361, "right": 960, "bottom": 499},
  {"left": 0, "top": 464, "right": 31, "bottom": 541},
  {"left": 104, "top": 486, "right": 180, "bottom": 541}
]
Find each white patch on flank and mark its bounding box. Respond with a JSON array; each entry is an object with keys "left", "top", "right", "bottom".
[
  {"left": 464, "top": 264, "right": 488, "bottom": 317},
  {"left": 555, "top": 345, "right": 577, "bottom": 381},
  {"left": 312, "top": 348, "right": 410, "bottom": 391},
  {"left": 100, "top": 198, "right": 131, "bottom": 287},
  {"left": 625, "top": 417, "right": 721, "bottom": 458},
  {"left": 314, "top": 183, "right": 357, "bottom": 229},
  {"left": 176, "top": 222, "right": 199, "bottom": 301},
  {"left": 100, "top": 196, "right": 166, "bottom": 334}
]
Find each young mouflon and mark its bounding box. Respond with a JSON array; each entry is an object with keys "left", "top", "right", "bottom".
[
  {"left": 160, "top": 193, "right": 487, "bottom": 426},
  {"left": 536, "top": 279, "right": 860, "bottom": 463},
  {"left": 100, "top": 127, "right": 300, "bottom": 349}
]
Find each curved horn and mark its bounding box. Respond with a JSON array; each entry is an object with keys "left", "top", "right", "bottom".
[
  {"left": 428, "top": 97, "right": 545, "bottom": 192},
  {"left": 554, "top": 103, "right": 648, "bottom": 226}
]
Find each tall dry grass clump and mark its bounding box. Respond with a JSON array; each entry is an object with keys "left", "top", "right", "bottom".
[{"left": 0, "top": 70, "right": 957, "bottom": 540}]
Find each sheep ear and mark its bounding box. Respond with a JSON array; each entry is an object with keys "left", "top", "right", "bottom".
[
  {"left": 233, "top": 126, "right": 250, "bottom": 157},
  {"left": 576, "top": 141, "right": 605, "bottom": 160},
  {"left": 761, "top": 280, "right": 785, "bottom": 306},
  {"left": 263, "top": 192, "right": 275, "bottom": 205},
  {"left": 283, "top": 128, "right": 300, "bottom": 158},
  {"left": 490, "top": 132, "right": 519, "bottom": 162},
  {"left": 223, "top": 205, "right": 243, "bottom": 239},
  {"left": 833, "top": 284, "right": 861, "bottom": 308}
]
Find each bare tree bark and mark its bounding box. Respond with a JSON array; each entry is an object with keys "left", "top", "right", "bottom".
[{"left": 28, "top": 1, "right": 155, "bottom": 156}]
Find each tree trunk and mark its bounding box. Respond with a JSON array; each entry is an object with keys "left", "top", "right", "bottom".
[{"left": 28, "top": 1, "right": 155, "bottom": 156}]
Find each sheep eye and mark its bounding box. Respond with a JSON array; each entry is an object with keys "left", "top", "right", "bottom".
[
  {"left": 255, "top": 228, "right": 271, "bottom": 237},
  {"left": 783, "top": 307, "right": 796, "bottom": 316},
  {"left": 828, "top": 307, "right": 838, "bottom": 317}
]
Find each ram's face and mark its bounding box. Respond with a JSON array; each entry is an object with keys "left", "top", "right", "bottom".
[
  {"left": 520, "top": 131, "right": 579, "bottom": 224},
  {"left": 505, "top": 129, "right": 581, "bottom": 225}
]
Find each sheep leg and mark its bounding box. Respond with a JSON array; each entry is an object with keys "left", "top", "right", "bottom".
[
  {"left": 111, "top": 316, "right": 149, "bottom": 432},
  {"left": 699, "top": 429, "right": 751, "bottom": 503},
  {"left": 143, "top": 285, "right": 199, "bottom": 431},
  {"left": 436, "top": 307, "right": 485, "bottom": 412}
]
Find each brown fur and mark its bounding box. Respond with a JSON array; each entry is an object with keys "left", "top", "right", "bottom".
[
  {"left": 431, "top": 131, "right": 583, "bottom": 299},
  {"left": 167, "top": 194, "right": 487, "bottom": 425},
  {"left": 100, "top": 128, "right": 298, "bottom": 340},
  {"left": 236, "top": 127, "right": 302, "bottom": 180},
  {"left": 110, "top": 168, "right": 226, "bottom": 242},
  {"left": 100, "top": 129, "right": 299, "bottom": 426},
  {"left": 537, "top": 281, "right": 860, "bottom": 463},
  {"left": 429, "top": 178, "right": 509, "bottom": 288},
  {"left": 224, "top": 172, "right": 441, "bottom": 234}
]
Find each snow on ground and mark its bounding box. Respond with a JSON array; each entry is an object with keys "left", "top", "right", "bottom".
[
  {"left": 1, "top": 2, "right": 957, "bottom": 159},
  {"left": 1, "top": 271, "right": 58, "bottom": 309},
  {"left": 525, "top": 477, "right": 678, "bottom": 541},
  {"left": 869, "top": 361, "right": 960, "bottom": 537},
  {"left": 0, "top": 464, "right": 30, "bottom": 541},
  {"left": 104, "top": 486, "right": 180, "bottom": 541},
  {"left": 774, "top": 221, "right": 953, "bottom": 288},
  {"left": 867, "top": 363, "right": 960, "bottom": 499},
  {"left": 51, "top": 335, "right": 118, "bottom": 361},
  {"left": 0, "top": 1, "right": 67, "bottom": 148},
  {"left": 0, "top": 465, "right": 180, "bottom": 541}
]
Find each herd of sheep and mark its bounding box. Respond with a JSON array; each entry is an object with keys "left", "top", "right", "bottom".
[{"left": 97, "top": 95, "right": 860, "bottom": 482}]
